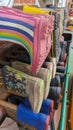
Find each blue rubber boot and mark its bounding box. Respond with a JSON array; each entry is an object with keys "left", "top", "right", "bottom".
[
  {"left": 16, "top": 104, "right": 50, "bottom": 130},
  {"left": 24, "top": 98, "right": 54, "bottom": 120}
]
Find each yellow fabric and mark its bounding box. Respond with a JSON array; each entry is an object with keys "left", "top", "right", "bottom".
[{"left": 23, "top": 4, "right": 52, "bottom": 14}]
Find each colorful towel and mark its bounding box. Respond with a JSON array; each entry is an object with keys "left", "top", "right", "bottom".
[{"left": 2, "top": 65, "right": 44, "bottom": 113}]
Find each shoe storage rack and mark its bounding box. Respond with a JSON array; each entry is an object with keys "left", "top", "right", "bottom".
[
  {"left": 0, "top": 38, "right": 72, "bottom": 130},
  {"left": 0, "top": 2, "right": 73, "bottom": 130}
]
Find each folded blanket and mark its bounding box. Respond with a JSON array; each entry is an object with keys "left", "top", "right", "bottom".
[{"left": 2, "top": 65, "right": 44, "bottom": 113}]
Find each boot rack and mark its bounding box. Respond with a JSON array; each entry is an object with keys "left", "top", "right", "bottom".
[
  {"left": 0, "top": 4, "right": 73, "bottom": 130},
  {"left": 0, "top": 44, "right": 72, "bottom": 130},
  {"left": 51, "top": 45, "right": 73, "bottom": 130}
]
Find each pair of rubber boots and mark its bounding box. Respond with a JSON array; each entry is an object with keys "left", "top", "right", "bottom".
[{"left": 16, "top": 97, "right": 54, "bottom": 130}]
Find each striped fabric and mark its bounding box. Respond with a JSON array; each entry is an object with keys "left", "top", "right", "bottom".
[{"left": 0, "top": 7, "right": 54, "bottom": 73}]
